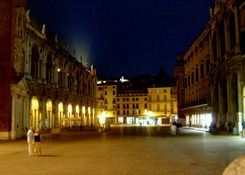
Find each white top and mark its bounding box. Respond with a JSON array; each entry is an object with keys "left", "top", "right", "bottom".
[{"left": 27, "top": 129, "right": 34, "bottom": 143}]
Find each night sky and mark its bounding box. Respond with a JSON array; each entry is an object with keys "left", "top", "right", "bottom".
[{"left": 27, "top": 0, "right": 210, "bottom": 78}]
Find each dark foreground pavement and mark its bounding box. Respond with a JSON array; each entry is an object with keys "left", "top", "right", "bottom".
[{"left": 0, "top": 126, "right": 245, "bottom": 175}]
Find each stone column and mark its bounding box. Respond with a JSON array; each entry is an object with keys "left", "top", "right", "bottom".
[
  {"left": 40, "top": 99, "right": 46, "bottom": 129},
  {"left": 11, "top": 94, "right": 17, "bottom": 139},
  {"left": 23, "top": 95, "right": 30, "bottom": 132},
  {"left": 217, "top": 80, "right": 224, "bottom": 128},
  {"left": 25, "top": 40, "right": 32, "bottom": 78},
  {"left": 53, "top": 65, "right": 59, "bottom": 87},
  {"left": 209, "top": 30, "right": 214, "bottom": 64},
  {"left": 234, "top": 7, "right": 241, "bottom": 54},
  {"left": 237, "top": 69, "right": 244, "bottom": 133},
  {"left": 224, "top": 16, "right": 229, "bottom": 60},
  {"left": 226, "top": 75, "right": 233, "bottom": 122},
  {"left": 64, "top": 65, "right": 68, "bottom": 89},
  {"left": 53, "top": 101, "right": 58, "bottom": 128},
  {"left": 42, "top": 60, "right": 47, "bottom": 83}
]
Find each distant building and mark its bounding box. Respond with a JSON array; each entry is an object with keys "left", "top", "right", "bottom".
[
  {"left": 148, "top": 87, "right": 178, "bottom": 125},
  {"left": 0, "top": 0, "right": 97, "bottom": 139},
  {"left": 96, "top": 75, "right": 177, "bottom": 126},
  {"left": 96, "top": 80, "right": 117, "bottom": 125},
  {"left": 174, "top": 0, "right": 245, "bottom": 132}
]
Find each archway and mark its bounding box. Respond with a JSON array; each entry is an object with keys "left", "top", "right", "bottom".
[
  {"left": 75, "top": 105, "right": 80, "bottom": 126},
  {"left": 30, "top": 97, "right": 39, "bottom": 129},
  {"left": 58, "top": 102, "right": 64, "bottom": 128},
  {"left": 68, "top": 104, "right": 73, "bottom": 127},
  {"left": 82, "top": 106, "right": 86, "bottom": 126}
]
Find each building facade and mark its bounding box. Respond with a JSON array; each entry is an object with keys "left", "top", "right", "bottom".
[
  {"left": 96, "top": 76, "right": 177, "bottom": 126},
  {"left": 175, "top": 0, "right": 245, "bottom": 132},
  {"left": 96, "top": 81, "right": 117, "bottom": 125},
  {"left": 0, "top": 1, "right": 97, "bottom": 139},
  {"left": 148, "top": 87, "right": 178, "bottom": 125}
]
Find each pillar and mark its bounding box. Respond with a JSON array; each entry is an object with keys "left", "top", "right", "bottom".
[{"left": 234, "top": 7, "right": 241, "bottom": 54}]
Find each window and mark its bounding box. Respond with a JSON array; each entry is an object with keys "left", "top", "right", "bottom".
[
  {"left": 200, "top": 64, "right": 204, "bottom": 79},
  {"left": 31, "top": 46, "right": 39, "bottom": 78},
  {"left": 149, "top": 96, "right": 152, "bottom": 102},
  {"left": 195, "top": 67, "right": 199, "bottom": 82},
  {"left": 191, "top": 71, "right": 194, "bottom": 84},
  {"left": 46, "top": 55, "right": 53, "bottom": 83},
  {"left": 206, "top": 59, "right": 210, "bottom": 73},
  {"left": 157, "top": 95, "right": 160, "bottom": 101},
  {"left": 157, "top": 104, "right": 160, "bottom": 111},
  {"left": 136, "top": 104, "right": 139, "bottom": 109}
]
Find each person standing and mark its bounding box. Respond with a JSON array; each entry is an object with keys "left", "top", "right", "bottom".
[
  {"left": 33, "top": 129, "right": 42, "bottom": 156},
  {"left": 27, "top": 127, "right": 34, "bottom": 156}
]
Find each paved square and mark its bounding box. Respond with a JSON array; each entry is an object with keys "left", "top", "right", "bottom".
[{"left": 0, "top": 127, "right": 244, "bottom": 175}]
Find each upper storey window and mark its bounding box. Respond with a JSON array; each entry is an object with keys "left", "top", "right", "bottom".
[
  {"left": 31, "top": 46, "right": 39, "bottom": 78},
  {"left": 46, "top": 54, "right": 53, "bottom": 83}
]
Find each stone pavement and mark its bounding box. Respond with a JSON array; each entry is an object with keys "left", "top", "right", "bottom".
[{"left": 0, "top": 128, "right": 245, "bottom": 175}]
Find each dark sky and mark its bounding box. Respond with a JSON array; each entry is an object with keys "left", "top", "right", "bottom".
[{"left": 27, "top": 0, "right": 210, "bottom": 78}]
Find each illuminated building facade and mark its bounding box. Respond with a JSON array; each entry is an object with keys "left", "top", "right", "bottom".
[
  {"left": 96, "top": 76, "right": 177, "bottom": 125},
  {"left": 148, "top": 87, "right": 178, "bottom": 125},
  {"left": 0, "top": 0, "right": 97, "bottom": 139},
  {"left": 117, "top": 84, "right": 148, "bottom": 125},
  {"left": 96, "top": 81, "right": 117, "bottom": 125},
  {"left": 174, "top": 0, "right": 245, "bottom": 132}
]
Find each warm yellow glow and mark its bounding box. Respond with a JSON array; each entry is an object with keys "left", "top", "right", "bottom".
[
  {"left": 88, "top": 107, "right": 91, "bottom": 114},
  {"left": 46, "top": 100, "right": 52, "bottom": 111},
  {"left": 147, "top": 111, "right": 154, "bottom": 117},
  {"left": 57, "top": 68, "right": 61, "bottom": 72},
  {"left": 82, "top": 106, "right": 85, "bottom": 114},
  {"left": 68, "top": 104, "right": 72, "bottom": 113},
  {"left": 76, "top": 105, "right": 79, "bottom": 113},
  {"left": 99, "top": 111, "right": 106, "bottom": 124},
  {"left": 58, "top": 102, "right": 63, "bottom": 111},
  {"left": 31, "top": 97, "right": 39, "bottom": 109}
]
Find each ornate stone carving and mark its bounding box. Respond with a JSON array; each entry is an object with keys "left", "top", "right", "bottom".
[{"left": 14, "top": 8, "right": 26, "bottom": 76}]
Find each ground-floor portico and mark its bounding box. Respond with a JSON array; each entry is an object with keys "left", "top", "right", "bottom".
[{"left": 0, "top": 78, "right": 96, "bottom": 140}]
